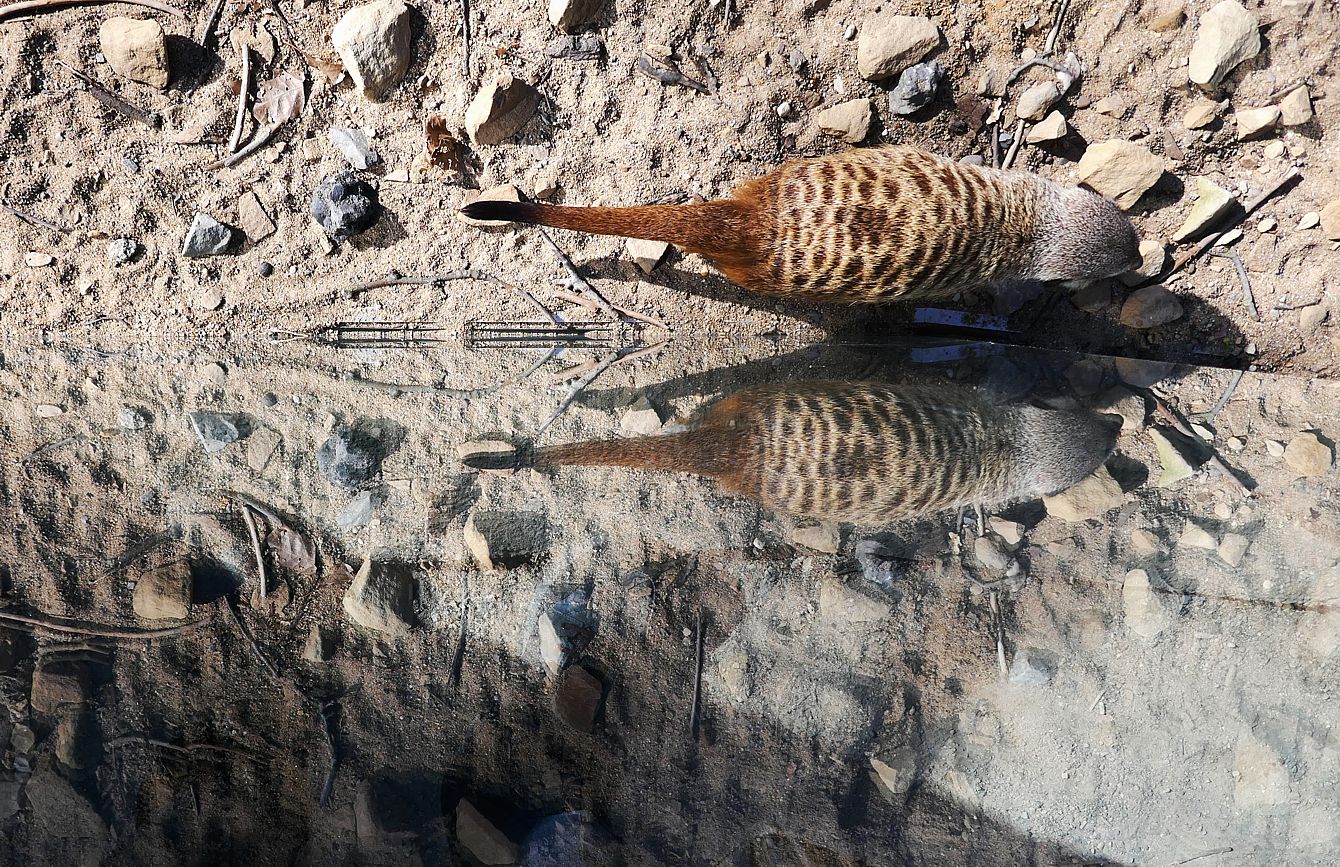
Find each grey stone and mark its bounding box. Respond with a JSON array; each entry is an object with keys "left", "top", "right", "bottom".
[
  {"left": 457, "top": 799, "right": 518, "bottom": 865},
  {"left": 310, "top": 171, "right": 380, "bottom": 239},
  {"left": 464, "top": 511, "right": 545, "bottom": 571},
  {"left": 538, "top": 588, "right": 595, "bottom": 676},
  {"left": 1120, "top": 285, "right": 1184, "bottom": 329},
  {"left": 1008, "top": 647, "right": 1057, "bottom": 685},
  {"left": 118, "top": 406, "right": 149, "bottom": 430},
  {"left": 554, "top": 666, "right": 602, "bottom": 731},
  {"left": 545, "top": 34, "right": 603, "bottom": 61},
  {"left": 974, "top": 534, "right": 1012, "bottom": 571},
  {"left": 317, "top": 426, "right": 382, "bottom": 489},
  {"left": 107, "top": 237, "right": 138, "bottom": 265},
  {"left": 854, "top": 539, "right": 901, "bottom": 590},
  {"left": 466, "top": 74, "right": 541, "bottom": 146},
  {"left": 337, "top": 489, "right": 384, "bottom": 531},
  {"left": 792, "top": 522, "right": 840, "bottom": 554},
  {"left": 886, "top": 61, "right": 942, "bottom": 115},
  {"left": 189, "top": 410, "right": 242, "bottom": 453},
  {"left": 182, "top": 212, "right": 234, "bottom": 258},
  {"left": 331, "top": 0, "right": 413, "bottom": 101},
  {"left": 329, "top": 127, "right": 380, "bottom": 169}
]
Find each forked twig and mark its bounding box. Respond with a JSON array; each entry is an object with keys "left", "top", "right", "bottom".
[
  {"left": 54, "top": 59, "right": 159, "bottom": 128},
  {"left": 0, "top": 608, "right": 206, "bottom": 639},
  {"left": 208, "top": 123, "right": 279, "bottom": 169},
  {"left": 1208, "top": 248, "right": 1257, "bottom": 320}
]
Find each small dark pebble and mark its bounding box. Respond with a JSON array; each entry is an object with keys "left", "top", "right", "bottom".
[
  {"left": 545, "top": 34, "right": 603, "bottom": 61},
  {"left": 257, "top": 261, "right": 274, "bottom": 278},
  {"left": 260, "top": 392, "right": 279, "bottom": 408}
]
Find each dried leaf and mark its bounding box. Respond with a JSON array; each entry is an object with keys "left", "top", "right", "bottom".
[
  {"left": 169, "top": 123, "right": 209, "bottom": 144},
  {"left": 266, "top": 525, "right": 317, "bottom": 575},
  {"left": 304, "top": 51, "right": 345, "bottom": 85},
  {"left": 252, "top": 72, "right": 305, "bottom": 125},
  {"left": 424, "top": 114, "right": 461, "bottom": 171}
]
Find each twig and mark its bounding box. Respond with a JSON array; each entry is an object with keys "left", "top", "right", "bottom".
[
  {"left": 195, "top": 0, "right": 225, "bottom": 45},
  {"left": 54, "top": 59, "right": 160, "bottom": 129},
  {"left": 221, "top": 491, "right": 284, "bottom": 526},
  {"left": 208, "top": 123, "right": 279, "bottom": 169},
  {"left": 449, "top": 576, "right": 469, "bottom": 690},
  {"left": 1006, "top": 56, "right": 1071, "bottom": 86},
  {"left": 536, "top": 351, "right": 623, "bottom": 436},
  {"left": 1, "top": 199, "right": 69, "bottom": 233},
  {"left": 0, "top": 608, "right": 206, "bottom": 639},
  {"left": 1087, "top": 689, "right": 1106, "bottom": 712},
  {"left": 459, "top": 0, "right": 470, "bottom": 77},
  {"left": 552, "top": 338, "right": 667, "bottom": 380},
  {"left": 538, "top": 228, "right": 619, "bottom": 319},
  {"left": 1152, "top": 169, "right": 1301, "bottom": 286},
  {"left": 224, "top": 595, "right": 280, "bottom": 679},
  {"left": 237, "top": 500, "right": 268, "bottom": 599},
  {"left": 343, "top": 371, "right": 501, "bottom": 399},
  {"left": 228, "top": 46, "right": 252, "bottom": 154},
  {"left": 0, "top": 0, "right": 183, "bottom": 21},
  {"left": 319, "top": 702, "right": 340, "bottom": 807},
  {"left": 107, "top": 734, "right": 267, "bottom": 763},
  {"left": 1203, "top": 369, "right": 1243, "bottom": 425},
  {"left": 1176, "top": 848, "right": 1234, "bottom": 865},
  {"left": 343, "top": 269, "right": 483, "bottom": 297},
  {"left": 689, "top": 607, "right": 704, "bottom": 738},
  {"left": 548, "top": 288, "right": 669, "bottom": 329},
  {"left": 1208, "top": 249, "right": 1257, "bottom": 320},
  {"left": 1148, "top": 392, "right": 1253, "bottom": 496},
  {"left": 990, "top": 590, "right": 1008, "bottom": 678},
  {"left": 1043, "top": 0, "right": 1072, "bottom": 56},
  {"left": 1001, "top": 118, "right": 1026, "bottom": 169},
  {"left": 990, "top": 119, "right": 1001, "bottom": 169}
]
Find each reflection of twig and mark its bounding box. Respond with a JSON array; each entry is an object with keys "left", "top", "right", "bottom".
[
  {"left": 0, "top": 0, "right": 183, "bottom": 21},
  {"left": 536, "top": 351, "right": 623, "bottom": 436},
  {"left": 1148, "top": 392, "right": 1253, "bottom": 497},
  {"left": 0, "top": 608, "right": 206, "bottom": 639},
  {"left": 107, "top": 733, "right": 267, "bottom": 763},
  {"left": 319, "top": 702, "right": 340, "bottom": 807},
  {"left": 689, "top": 607, "right": 704, "bottom": 738},
  {"left": 225, "top": 595, "right": 280, "bottom": 679}
]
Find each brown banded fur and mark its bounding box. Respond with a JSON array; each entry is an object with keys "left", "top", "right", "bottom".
[
  {"left": 459, "top": 145, "right": 1142, "bottom": 304},
  {"left": 473, "top": 380, "right": 1122, "bottom": 526}
]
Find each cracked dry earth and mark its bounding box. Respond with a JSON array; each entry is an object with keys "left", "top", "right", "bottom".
[{"left": 2, "top": 0, "right": 1340, "bottom": 866}]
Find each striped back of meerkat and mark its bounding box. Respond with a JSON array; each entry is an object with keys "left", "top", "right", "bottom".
[
  {"left": 761, "top": 147, "right": 1043, "bottom": 303},
  {"left": 724, "top": 381, "right": 1017, "bottom": 524}
]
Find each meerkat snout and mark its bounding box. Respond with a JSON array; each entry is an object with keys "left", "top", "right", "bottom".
[{"left": 1033, "top": 187, "right": 1143, "bottom": 284}]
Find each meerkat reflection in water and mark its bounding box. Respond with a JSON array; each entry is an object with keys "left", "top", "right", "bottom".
[
  {"left": 460, "top": 146, "right": 1142, "bottom": 304},
  {"left": 462, "top": 380, "right": 1122, "bottom": 525}
]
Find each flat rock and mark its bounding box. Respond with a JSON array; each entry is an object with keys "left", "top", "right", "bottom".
[
  {"left": 548, "top": 0, "right": 603, "bottom": 32},
  {"left": 1280, "top": 86, "right": 1313, "bottom": 126},
  {"left": 1148, "top": 428, "right": 1194, "bottom": 486},
  {"left": 99, "top": 17, "right": 169, "bottom": 88},
  {"left": 466, "top": 74, "right": 541, "bottom": 145},
  {"left": 342, "top": 555, "right": 416, "bottom": 636},
  {"left": 317, "top": 425, "right": 382, "bottom": 489},
  {"left": 182, "top": 213, "right": 233, "bottom": 258},
  {"left": 302, "top": 624, "right": 337, "bottom": 661},
  {"left": 237, "top": 191, "right": 276, "bottom": 241},
  {"left": 1180, "top": 524, "right": 1218, "bottom": 549},
  {"left": 456, "top": 800, "right": 518, "bottom": 866},
  {"left": 1069, "top": 281, "right": 1110, "bottom": 312},
  {"left": 1043, "top": 465, "right": 1123, "bottom": 522},
  {"left": 869, "top": 749, "right": 918, "bottom": 803},
  {"left": 329, "top": 127, "right": 379, "bottom": 169},
  {"left": 1100, "top": 386, "right": 1147, "bottom": 432},
  {"left": 464, "top": 510, "right": 543, "bottom": 571},
  {"left": 1122, "top": 568, "right": 1170, "bottom": 639},
  {"left": 856, "top": 15, "right": 940, "bottom": 81},
  {"left": 25, "top": 251, "right": 53, "bottom": 267},
  {"left": 1233, "top": 729, "right": 1289, "bottom": 807},
  {"left": 331, "top": 0, "right": 413, "bottom": 101},
  {"left": 619, "top": 395, "right": 663, "bottom": 434},
  {"left": 1026, "top": 109, "right": 1067, "bottom": 143},
  {"left": 554, "top": 666, "right": 602, "bottom": 731},
  {"left": 1120, "top": 285, "right": 1183, "bottom": 329},
  {"left": 1188, "top": 0, "right": 1260, "bottom": 87},
  {"left": 1076, "top": 140, "right": 1164, "bottom": 209},
  {"left": 1130, "top": 528, "right": 1161, "bottom": 554},
  {"left": 1172, "top": 177, "right": 1235, "bottom": 242},
  {"left": 1217, "top": 532, "right": 1250, "bottom": 567},
  {"left": 625, "top": 238, "right": 669, "bottom": 274},
  {"left": 246, "top": 427, "right": 282, "bottom": 472},
  {"left": 133, "top": 562, "right": 192, "bottom": 620},
  {"left": 1120, "top": 238, "right": 1167, "bottom": 286},
  {"left": 975, "top": 534, "right": 1013, "bottom": 571},
  {"left": 792, "top": 522, "right": 840, "bottom": 554},
  {"left": 1093, "top": 95, "right": 1125, "bottom": 117},
  {"left": 1183, "top": 97, "right": 1226, "bottom": 129},
  {"left": 189, "top": 411, "right": 242, "bottom": 453},
  {"left": 819, "top": 575, "right": 892, "bottom": 624},
  {"left": 886, "top": 61, "right": 942, "bottom": 115},
  {"left": 1285, "top": 431, "right": 1333, "bottom": 476},
  {"left": 1235, "top": 105, "right": 1280, "bottom": 141},
  {"left": 1008, "top": 647, "right": 1056, "bottom": 686},
  {"left": 989, "top": 517, "right": 1024, "bottom": 546},
  {"left": 1319, "top": 199, "right": 1340, "bottom": 241},
  {"left": 460, "top": 184, "right": 522, "bottom": 227},
  {"left": 1016, "top": 81, "right": 1061, "bottom": 122},
  {"left": 814, "top": 98, "right": 873, "bottom": 143}
]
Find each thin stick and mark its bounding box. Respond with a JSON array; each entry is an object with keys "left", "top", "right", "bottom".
[
  {"left": 54, "top": 59, "right": 159, "bottom": 128},
  {"left": 1221, "top": 249, "right": 1257, "bottom": 320},
  {"left": 221, "top": 490, "right": 284, "bottom": 526},
  {"left": 990, "top": 120, "right": 1002, "bottom": 169},
  {"left": 990, "top": 590, "right": 1008, "bottom": 678},
  {"left": 538, "top": 228, "right": 619, "bottom": 319},
  {"left": 107, "top": 734, "right": 267, "bottom": 763},
  {"left": 224, "top": 595, "right": 280, "bottom": 679},
  {"left": 343, "top": 371, "right": 501, "bottom": 399},
  {"left": 0, "top": 0, "right": 184, "bottom": 21},
  {"left": 1001, "top": 118, "right": 1026, "bottom": 169},
  {"left": 1149, "top": 392, "right": 1253, "bottom": 496},
  {"left": 1204, "top": 368, "right": 1243, "bottom": 425},
  {"left": 449, "top": 576, "right": 469, "bottom": 689},
  {"left": 553, "top": 338, "right": 667, "bottom": 379},
  {"left": 548, "top": 288, "right": 669, "bottom": 329},
  {"left": 208, "top": 123, "right": 279, "bottom": 169},
  {"left": 343, "top": 269, "right": 484, "bottom": 297},
  {"left": 1006, "top": 56, "right": 1071, "bottom": 86},
  {"left": 689, "top": 607, "right": 704, "bottom": 738},
  {"left": 1177, "top": 848, "right": 1234, "bottom": 865},
  {"left": 0, "top": 608, "right": 206, "bottom": 639},
  {"left": 536, "top": 351, "right": 622, "bottom": 436},
  {"left": 1043, "top": 0, "right": 1072, "bottom": 56},
  {"left": 1151, "top": 169, "right": 1301, "bottom": 286},
  {"left": 228, "top": 46, "right": 252, "bottom": 154},
  {"left": 1, "top": 199, "right": 69, "bottom": 233},
  {"left": 319, "top": 702, "right": 340, "bottom": 807},
  {"left": 195, "top": 0, "right": 225, "bottom": 45},
  {"left": 238, "top": 501, "right": 268, "bottom": 599},
  {"left": 459, "top": 0, "right": 470, "bottom": 77}
]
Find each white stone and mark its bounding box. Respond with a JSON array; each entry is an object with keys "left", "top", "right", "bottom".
[
  {"left": 548, "top": 0, "right": 603, "bottom": 33},
  {"left": 24, "top": 252, "right": 53, "bottom": 267},
  {"left": 625, "top": 238, "right": 669, "bottom": 274},
  {"left": 857, "top": 15, "right": 940, "bottom": 81},
  {"left": 1279, "top": 86, "right": 1313, "bottom": 126},
  {"left": 1093, "top": 95, "right": 1125, "bottom": 117},
  {"left": 1180, "top": 524, "right": 1217, "bottom": 549},
  {"left": 1026, "top": 110, "right": 1067, "bottom": 143},
  {"left": 619, "top": 395, "right": 664, "bottom": 434},
  {"left": 989, "top": 517, "right": 1024, "bottom": 546},
  {"left": 465, "top": 74, "right": 541, "bottom": 145},
  {"left": 331, "top": 0, "right": 413, "bottom": 101},
  {"left": 1188, "top": 1, "right": 1261, "bottom": 87},
  {"left": 1122, "top": 568, "right": 1170, "bottom": 639},
  {"left": 1233, "top": 730, "right": 1290, "bottom": 807},
  {"left": 99, "top": 17, "right": 169, "bottom": 88},
  {"left": 1235, "top": 105, "right": 1280, "bottom": 141},
  {"left": 1076, "top": 140, "right": 1164, "bottom": 209}
]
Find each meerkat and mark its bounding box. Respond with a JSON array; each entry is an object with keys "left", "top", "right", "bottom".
[
  {"left": 459, "top": 145, "right": 1142, "bottom": 304},
  {"left": 462, "top": 380, "right": 1122, "bottom": 525}
]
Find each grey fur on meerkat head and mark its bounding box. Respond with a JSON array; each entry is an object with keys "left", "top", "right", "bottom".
[
  {"left": 1007, "top": 406, "right": 1123, "bottom": 500},
  {"left": 1029, "top": 185, "right": 1143, "bottom": 283}
]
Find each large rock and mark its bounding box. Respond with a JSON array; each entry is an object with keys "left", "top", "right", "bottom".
[
  {"left": 31, "top": 666, "right": 90, "bottom": 714},
  {"left": 1043, "top": 465, "right": 1123, "bottom": 521},
  {"left": 1172, "top": 177, "right": 1235, "bottom": 242},
  {"left": 1280, "top": 86, "right": 1313, "bottom": 126},
  {"left": 342, "top": 555, "right": 416, "bottom": 636},
  {"left": 1322, "top": 199, "right": 1340, "bottom": 242},
  {"left": 548, "top": 0, "right": 603, "bottom": 32},
  {"left": 1235, "top": 105, "right": 1280, "bottom": 140},
  {"left": 814, "top": 98, "right": 873, "bottom": 143},
  {"left": 886, "top": 61, "right": 942, "bottom": 115},
  {"left": 133, "top": 562, "right": 192, "bottom": 620},
  {"left": 99, "top": 17, "right": 169, "bottom": 88},
  {"left": 465, "top": 74, "right": 541, "bottom": 145},
  {"left": 856, "top": 15, "right": 940, "bottom": 81},
  {"left": 1076, "top": 140, "right": 1164, "bottom": 209},
  {"left": 1188, "top": 0, "right": 1261, "bottom": 87},
  {"left": 1016, "top": 81, "right": 1061, "bottom": 122},
  {"left": 1120, "top": 285, "right": 1183, "bottom": 329},
  {"left": 331, "top": 0, "right": 414, "bottom": 101}
]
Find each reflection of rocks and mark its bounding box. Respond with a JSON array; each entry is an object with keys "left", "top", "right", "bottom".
[
  {"left": 342, "top": 555, "right": 416, "bottom": 636},
  {"left": 1122, "top": 568, "right": 1171, "bottom": 639},
  {"left": 1234, "top": 729, "right": 1290, "bottom": 807},
  {"left": 456, "top": 799, "right": 518, "bottom": 865}
]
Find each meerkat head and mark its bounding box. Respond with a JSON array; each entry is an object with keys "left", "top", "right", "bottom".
[
  {"left": 1009, "top": 406, "right": 1122, "bottom": 500},
  {"left": 1031, "top": 186, "right": 1143, "bottom": 283}
]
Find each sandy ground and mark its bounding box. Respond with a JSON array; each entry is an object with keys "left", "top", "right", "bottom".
[{"left": 2, "top": 0, "right": 1340, "bottom": 864}]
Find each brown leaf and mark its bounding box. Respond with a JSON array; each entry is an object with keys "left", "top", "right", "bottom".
[
  {"left": 169, "top": 122, "right": 209, "bottom": 144},
  {"left": 304, "top": 51, "right": 345, "bottom": 85},
  {"left": 424, "top": 114, "right": 461, "bottom": 171},
  {"left": 266, "top": 525, "right": 316, "bottom": 575},
  {"left": 252, "top": 72, "right": 305, "bottom": 125}
]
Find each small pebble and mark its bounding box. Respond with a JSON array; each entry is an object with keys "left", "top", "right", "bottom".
[
  {"left": 1257, "top": 217, "right": 1277, "bottom": 233},
  {"left": 256, "top": 261, "right": 274, "bottom": 278},
  {"left": 775, "top": 100, "right": 793, "bottom": 118},
  {"left": 843, "top": 24, "right": 856, "bottom": 40},
  {"left": 25, "top": 252, "right": 53, "bottom": 267},
  {"left": 1265, "top": 440, "right": 1285, "bottom": 457},
  {"left": 1298, "top": 212, "right": 1320, "bottom": 230},
  {"left": 107, "top": 237, "right": 138, "bottom": 265}
]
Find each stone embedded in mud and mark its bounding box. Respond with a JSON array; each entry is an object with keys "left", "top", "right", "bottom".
[
  {"left": 118, "top": 406, "right": 150, "bottom": 430},
  {"left": 341, "top": 555, "right": 416, "bottom": 636},
  {"left": 1008, "top": 647, "right": 1057, "bottom": 686},
  {"left": 465, "top": 74, "right": 541, "bottom": 146},
  {"left": 886, "top": 61, "right": 942, "bottom": 115},
  {"left": 189, "top": 411, "right": 243, "bottom": 453},
  {"left": 1235, "top": 105, "right": 1280, "bottom": 141},
  {"left": 99, "top": 17, "right": 169, "bottom": 88},
  {"left": 1233, "top": 729, "right": 1289, "bottom": 807},
  {"left": 856, "top": 15, "right": 940, "bottom": 81},
  {"left": 310, "top": 171, "right": 380, "bottom": 239},
  {"left": 302, "top": 624, "right": 337, "bottom": 661},
  {"left": 107, "top": 237, "right": 138, "bottom": 265},
  {"left": 133, "top": 562, "right": 192, "bottom": 620},
  {"left": 554, "top": 666, "right": 602, "bottom": 731},
  {"left": 331, "top": 0, "right": 413, "bottom": 101},
  {"left": 317, "top": 426, "right": 382, "bottom": 489},
  {"left": 182, "top": 213, "right": 234, "bottom": 258},
  {"left": 30, "top": 666, "right": 90, "bottom": 714},
  {"left": 1183, "top": 97, "right": 1226, "bottom": 130},
  {"left": 237, "top": 191, "right": 276, "bottom": 242},
  {"left": 337, "top": 489, "right": 384, "bottom": 531},
  {"left": 792, "top": 522, "right": 840, "bottom": 554},
  {"left": 974, "top": 534, "right": 1012, "bottom": 572},
  {"left": 456, "top": 799, "right": 519, "bottom": 866},
  {"left": 1042, "top": 465, "right": 1123, "bottom": 522}
]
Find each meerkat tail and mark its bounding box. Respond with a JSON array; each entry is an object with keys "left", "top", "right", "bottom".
[
  {"left": 460, "top": 431, "right": 717, "bottom": 475},
  {"left": 459, "top": 200, "right": 758, "bottom": 263}
]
